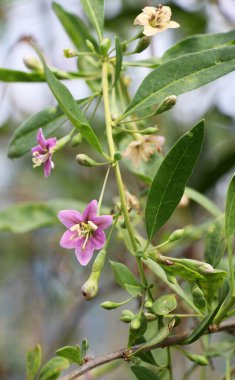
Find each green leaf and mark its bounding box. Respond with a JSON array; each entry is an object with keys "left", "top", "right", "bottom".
[
  {"left": 33, "top": 43, "right": 103, "bottom": 155},
  {"left": 8, "top": 97, "right": 89, "bottom": 158},
  {"left": 185, "top": 187, "right": 221, "bottom": 217},
  {"left": 128, "top": 312, "right": 147, "bottom": 347},
  {"left": 225, "top": 174, "right": 235, "bottom": 239},
  {"left": 123, "top": 46, "right": 235, "bottom": 117},
  {"left": 192, "top": 283, "right": 206, "bottom": 311},
  {"left": 145, "top": 121, "right": 205, "bottom": 240},
  {"left": 123, "top": 58, "right": 160, "bottom": 68},
  {"left": 109, "top": 260, "right": 142, "bottom": 296},
  {"left": 131, "top": 366, "right": 160, "bottom": 380},
  {"left": 0, "top": 199, "right": 85, "bottom": 233},
  {"left": 80, "top": 0, "right": 104, "bottom": 42},
  {"left": 114, "top": 36, "right": 123, "bottom": 86},
  {"left": 182, "top": 290, "right": 228, "bottom": 345},
  {"left": 38, "top": 357, "right": 69, "bottom": 380},
  {"left": 205, "top": 216, "right": 227, "bottom": 267},
  {"left": 162, "top": 30, "right": 235, "bottom": 62},
  {"left": 80, "top": 339, "right": 89, "bottom": 358},
  {"left": 56, "top": 346, "right": 82, "bottom": 365},
  {"left": 26, "top": 344, "right": 42, "bottom": 380},
  {"left": 152, "top": 294, "right": 177, "bottom": 316},
  {"left": 52, "top": 2, "right": 97, "bottom": 51}
]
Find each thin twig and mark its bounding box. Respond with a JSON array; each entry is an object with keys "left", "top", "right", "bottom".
[{"left": 60, "top": 320, "right": 235, "bottom": 380}]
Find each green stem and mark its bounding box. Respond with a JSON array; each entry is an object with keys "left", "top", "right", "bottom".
[
  {"left": 167, "top": 347, "right": 173, "bottom": 380},
  {"left": 102, "top": 59, "right": 150, "bottom": 293},
  {"left": 226, "top": 355, "right": 231, "bottom": 380},
  {"left": 97, "top": 166, "right": 111, "bottom": 214}
]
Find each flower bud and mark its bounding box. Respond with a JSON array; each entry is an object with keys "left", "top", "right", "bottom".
[
  {"left": 144, "top": 312, "right": 156, "bottom": 321},
  {"left": 76, "top": 154, "right": 102, "bottom": 167},
  {"left": 63, "top": 48, "right": 77, "bottom": 58},
  {"left": 120, "top": 309, "right": 135, "bottom": 323},
  {"left": 134, "top": 36, "right": 151, "bottom": 53},
  {"left": 114, "top": 151, "right": 123, "bottom": 161},
  {"left": 144, "top": 300, "right": 153, "bottom": 309},
  {"left": 23, "top": 56, "right": 43, "bottom": 71},
  {"left": 54, "top": 134, "right": 72, "bottom": 152},
  {"left": 81, "top": 249, "right": 106, "bottom": 300},
  {"left": 72, "top": 133, "right": 82, "bottom": 147},
  {"left": 86, "top": 39, "right": 97, "bottom": 54},
  {"left": 99, "top": 38, "right": 112, "bottom": 56},
  {"left": 138, "top": 127, "right": 158, "bottom": 135},
  {"left": 130, "top": 316, "right": 141, "bottom": 330},
  {"left": 81, "top": 278, "right": 98, "bottom": 300},
  {"left": 168, "top": 229, "right": 185, "bottom": 243},
  {"left": 154, "top": 95, "right": 177, "bottom": 116}
]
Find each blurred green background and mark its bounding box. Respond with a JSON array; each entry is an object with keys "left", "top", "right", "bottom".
[{"left": 0, "top": 0, "right": 235, "bottom": 379}]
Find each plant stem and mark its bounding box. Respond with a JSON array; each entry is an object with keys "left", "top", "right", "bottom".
[
  {"left": 167, "top": 347, "right": 173, "bottom": 380},
  {"left": 97, "top": 166, "right": 111, "bottom": 214},
  {"left": 101, "top": 59, "right": 150, "bottom": 292}
]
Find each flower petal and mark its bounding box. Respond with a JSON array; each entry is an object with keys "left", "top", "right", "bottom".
[
  {"left": 58, "top": 210, "right": 83, "bottom": 228},
  {"left": 134, "top": 14, "right": 149, "bottom": 26},
  {"left": 60, "top": 230, "right": 81, "bottom": 249},
  {"left": 92, "top": 215, "right": 113, "bottom": 230},
  {"left": 168, "top": 21, "right": 180, "bottom": 28},
  {"left": 83, "top": 200, "right": 98, "bottom": 221},
  {"left": 31, "top": 145, "right": 45, "bottom": 155},
  {"left": 143, "top": 25, "right": 160, "bottom": 36},
  {"left": 75, "top": 239, "right": 95, "bottom": 266},
  {"left": 44, "top": 156, "right": 52, "bottom": 177},
  {"left": 142, "top": 6, "right": 156, "bottom": 16},
  {"left": 90, "top": 229, "right": 106, "bottom": 249},
  {"left": 37, "top": 128, "right": 47, "bottom": 148},
  {"left": 46, "top": 137, "right": 57, "bottom": 150}
]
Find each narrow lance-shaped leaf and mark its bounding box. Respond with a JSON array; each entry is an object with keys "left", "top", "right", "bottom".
[
  {"left": 162, "top": 30, "right": 235, "bottom": 62},
  {"left": 113, "top": 36, "right": 123, "bottom": 86},
  {"left": 225, "top": 174, "right": 235, "bottom": 239},
  {"left": 109, "top": 260, "right": 142, "bottom": 296},
  {"left": 123, "top": 46, "right": 235, "bottom": 117},
  {"left": 145, "top": 120, "right": 205, "bottom": 240},
  {"left": 26, "top": 345, "right": 42, "bottom": 380},
  {"left": 52, "top": 2, "right": 98, "bottom": 51},
  {"left": 31, "top": 41, "right": 103, "bottom": 155},
  {"left": 80, "top": 0, "right": 104, "bottom": 42}
]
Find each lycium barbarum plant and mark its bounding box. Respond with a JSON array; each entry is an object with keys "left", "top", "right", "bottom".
[{"left": 2, "top": 1, "right": 235, "bottom": 379}]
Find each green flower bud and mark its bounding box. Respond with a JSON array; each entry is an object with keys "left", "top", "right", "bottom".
[
  {"left": 72, "top": 133, "right": 82, "bottom": 147},
  {"left": 177, "top": 347, "right": 208, "bottom": 366},
  {"left": 154, "top": 95, "right": 177, "bottom": 115},
  {"left": 130, "top": 316, "right": 141, "bottom": 330},
  {"left": 144, "top": 300, "right": 153, "bottom": 309},
  {"left": 23, "top": 56, "right": 43, "bottom": 72},
  {"left": 101, "top": 301, "right": 121, "bottom": 310},
  {"left": 134, "top": 36, "right": 151, "bottom": 53},
  {"left": 168, "top": 229, "right": 185, "bottom": 243},
  {"left": 63, "top": 48, "right": 77, "bottom": 58},
  {"left": 120, "top": 309, "right": 135, "bottom": 323},
  {"left": 138, "top": 127, "right": 158, "bottom": 135},
  {"left": 54, "top": 133, "right": 73, "bottom": 152},
  {"left": 144, "top": 312, "right": 157, "bottom": 321},
  {"left": 76, "top": 154, "right": 102, "bottom": 167},
  {"left": 81, "top": 249, "right": 106, "bottom": 300},
  {"left": 86, "top": 39, "right": 97, "bottom": 54},
  {"left": 114, "top": 151, "right": 123, "bottom": 161},
  {"left": 99, "top": 38, "right": 112, "bottom": 56}
]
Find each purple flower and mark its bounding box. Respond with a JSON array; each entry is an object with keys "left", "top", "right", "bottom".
[
  {"left": 31, "top": 128, "right": 57, "bottom": 177},
  {"left": 58, "top": 200, "right": 113, "bottom": 266}
]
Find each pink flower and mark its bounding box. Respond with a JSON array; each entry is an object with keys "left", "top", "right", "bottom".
[
  {"left": 58, "top": 200, "right": 113, "bottom": 266},
  {"left": 31, "top": 128, "right": 57, "bottom": 177}
]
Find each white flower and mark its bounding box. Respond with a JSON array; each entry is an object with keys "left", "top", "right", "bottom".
[{"left": 134, "top": 5, "right": 180, "bottom": 36}]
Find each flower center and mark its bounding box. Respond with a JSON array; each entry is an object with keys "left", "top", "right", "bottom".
[
  {"left": 70, "top": 221, "right": 98, "bottom": 250},
  {"left": 32, "top": 151, "right": 50, "bottom": 167}
]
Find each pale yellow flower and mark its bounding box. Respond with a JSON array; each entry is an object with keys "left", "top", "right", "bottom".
[
  {"left": 124, "top": 135, "right": 165, "bottom": 167},
  {"left": 134, "top": 5, "right": 180, "bottom": 36}
]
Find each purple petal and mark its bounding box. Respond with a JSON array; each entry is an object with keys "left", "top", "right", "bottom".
[
  {"left": 60, "top": 230, "right": 81, "bottom": 249},
  {"left": 31, "top": 145, "right": 45, "bottom": 155},
  {"left": 44, "top": 157, "right": 52, "bottom": 177},
  {"left": 37, "top": 128, "right": 47, "bottom": 148},
  {"left": 93, "top": 215, "right": 113, "bottom": 230},
  {"left": 90, "top": 229, "right": 106, "bottom": 249},
  {"left": 46, "top": 137, "right": 57, "bottom": 150},
  {"left": 58, "top": 210, "right": 83, "bottom": 228},
  {"left": 83, "top": 200, "right": 98, "bottom": 221},
  {"left": 75, "top": 239, "right": 95, "bottom": 266}
]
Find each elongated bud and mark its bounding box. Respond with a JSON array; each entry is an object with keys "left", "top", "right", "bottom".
[
  {"left": 86, "top": 39, "right": 97, "bottom": 54},
  {"left": 63, "top": 48, "right": 77, "bottom": 58},
  {"left": 23, "top": 56, "right": 43, "bottom": 71},
  {"left": 168, "top": 229, "right": 185, "bottom": 243},
  {"left": 177, "top": 347, "right": 208, "bottom": 366},
  {"left": 99, "top": 38, "right": 112, "bottom": 56},
  {"left": 144, "top": 312, "right": 157, "bottom": 321},
  {"left": 144, "top": 300, "right": 153, "bottom": 309},
  {"left": 81, "top": 249, "right": 106, "bottom": 300},
  {"left": 54, "top": 133, "right": 73, "bottom": 152},
  {"left": 76, "top": 154, "right": 103, "bottom": 167},
  {"left": 138, "top": 127, "right": 158, "bottom": 135},
  {"left": 134, "top": 36, "right": 151, "bottom": 53},
  {"left": 130, "top": 316, "right": 141, "bottom": 330},
  {"left": 101, "top": 301, "right": 120, "bottom": 310},
  {"left": 154, "top": 95, "right": 177, "bottom": 115}
]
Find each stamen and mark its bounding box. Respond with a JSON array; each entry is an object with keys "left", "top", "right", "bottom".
[{"left": 88, "top": 221, "right": 98, "bottom": 231}]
